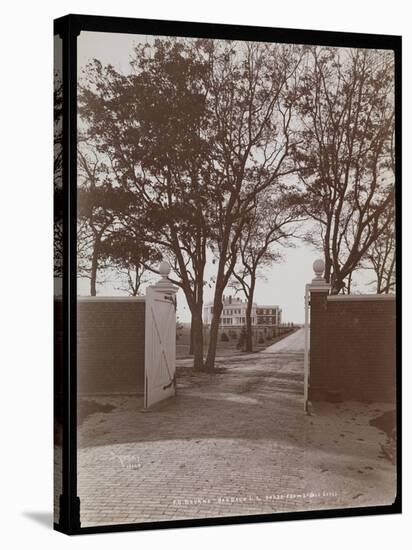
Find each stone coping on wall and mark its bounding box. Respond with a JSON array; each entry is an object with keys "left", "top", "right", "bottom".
[
  {"left": 77, "top": 296, "right": 146, "bottom": 302},
  {"left": 326, "top": 294, "right": 395, "bottom": 301}
]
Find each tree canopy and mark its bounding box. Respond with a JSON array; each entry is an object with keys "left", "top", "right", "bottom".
[{"left": 77, "top": 38, "right": 396, "bottom": 368}]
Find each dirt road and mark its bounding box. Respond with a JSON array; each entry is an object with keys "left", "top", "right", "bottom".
[{"left": 76, "top": 342, "right": 396, "bottom": 527}]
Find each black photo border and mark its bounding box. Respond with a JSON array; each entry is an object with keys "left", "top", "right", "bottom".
[{"left": 53, "top": 13, "right": 402, "bottom": 535}]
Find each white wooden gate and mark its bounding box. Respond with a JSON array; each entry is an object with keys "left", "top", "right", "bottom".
[{"left": 144, "top": 263, "right": 178, "bottom": 408}]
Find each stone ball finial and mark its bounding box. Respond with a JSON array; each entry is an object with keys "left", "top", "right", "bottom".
[
  {"left": 158, "top": 261, "right": 171, "bottom": 278},
  {"left": 313, "top": 258, "right": 325, "bottom": 279}
]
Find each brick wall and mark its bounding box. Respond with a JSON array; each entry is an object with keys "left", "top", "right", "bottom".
[
  {"left": 309, "top": 294, "right": 396, "bottom": 402},
  {"left": 77, "top": 299, "right": 145, "bottom": 394}
]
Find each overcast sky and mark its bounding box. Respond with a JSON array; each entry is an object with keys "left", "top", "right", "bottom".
[{"left": 76, "top": 31, "right": 375, "bottom": 324}]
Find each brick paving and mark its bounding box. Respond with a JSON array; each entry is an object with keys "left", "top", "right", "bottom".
[{"left": 77, "top": 339, "right": 396, "bottom": 527}]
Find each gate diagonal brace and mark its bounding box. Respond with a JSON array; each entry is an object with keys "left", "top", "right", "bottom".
[
  {"left": 151, "top": 308, "right": 174, "bottom": 383},
  {"left": 163, "top": 373, "right": 176, "bottom": 391}
]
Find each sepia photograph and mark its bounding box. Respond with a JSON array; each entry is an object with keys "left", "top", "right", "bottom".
[{"left": 54, "top": 18, "right": 400, "bottom": 531}]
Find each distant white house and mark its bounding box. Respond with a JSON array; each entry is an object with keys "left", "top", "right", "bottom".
[{"left": 203, "top": 295, "right": 282, "bottom": 342}]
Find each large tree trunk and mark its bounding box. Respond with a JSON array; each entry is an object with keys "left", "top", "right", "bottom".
[
  {"left": 189, "top": 316, "right": 194, "bottom": 356},
  {"left": 204, "top": 291, "right": 224, "bottom": 371},
  {"left": 330, "top": 275, "right": 345, "bottom": 295},
  {"left": 346, "top": 271, "right": 352, "bottom": 295},
  {"left": 189, "top": 315, "right": 193, "bottom": 355},
  {"left": 324, "top": 249, "right": 332, "bottom": 285},
  {"left": 191, "top": 305, "right": 204, "bottom": 370},
  {"left": 245, "top": 278, "right": 256, "bottom": 352},
  {"left": 376, "top": 270, "right": 383, "bottom": 294},
  {"left": 90, "top": 239, "right": 100, "bottom": 296}
]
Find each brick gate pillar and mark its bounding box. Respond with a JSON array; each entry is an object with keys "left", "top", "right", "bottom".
[{"left": 308, "top": 259, "right": 331, "bottom": 401}]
